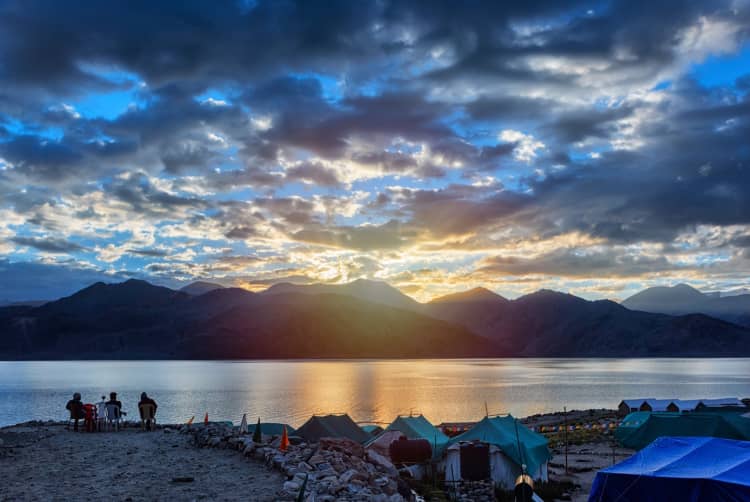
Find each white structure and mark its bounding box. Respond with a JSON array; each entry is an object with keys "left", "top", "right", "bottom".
[
  {"left": 444, "top": 443, "right": 548, "bottom": 490},
  {"left": 698, "top": 397, "right": 745, "bottom": 408}
]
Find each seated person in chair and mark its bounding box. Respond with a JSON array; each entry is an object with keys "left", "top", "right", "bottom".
[
  {"left": 105, "top": 392, "right": 124, "bottom": 429},
  {"left": 138, "top": 392, "right": 158, "bottom": 431},
  {"left": 65, "top": 392, "right": 84, "bottom": 431}
]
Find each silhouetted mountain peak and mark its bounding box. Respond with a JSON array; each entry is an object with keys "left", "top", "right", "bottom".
[
  {"left": 430, "top": 287, "right": 506, "bottom": 304},
  {"left": 180, "top": 281, "right": 225, "bottom": 296}
]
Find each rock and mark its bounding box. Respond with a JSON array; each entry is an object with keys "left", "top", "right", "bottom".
[
  {"left": 319, "top": 437, "right": 365, "bottom": 458},
  {"left": 366, "top": 450, "right": 398, "bottom": 477},
  {"left": 283, "top": 480, "right": 301, "bottom": 493},
  {"left": 339, "top": 468, "right": 358, "bottom": 484}
]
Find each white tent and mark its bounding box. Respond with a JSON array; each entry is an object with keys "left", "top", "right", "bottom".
[{"left": 444, "top": 442, "right": 548, "bottom": 490}]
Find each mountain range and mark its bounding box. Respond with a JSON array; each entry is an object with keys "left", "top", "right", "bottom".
[
  {"left": 622, "top": 283, "right": 750, "bottom": 327},
  {"left": 0, "top": 279, "right": 748, "bottom": 359}
]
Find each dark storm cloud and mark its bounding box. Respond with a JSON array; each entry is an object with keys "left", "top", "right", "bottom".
[
  {"left": 0, "top": 0, "right": 382, "bottom": 95},
  {"left": 10, "top": 235, "right": 86, "bottom": 253}
]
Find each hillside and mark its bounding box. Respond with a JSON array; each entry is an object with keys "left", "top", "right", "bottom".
[
  {"left": 0, "top": 279, "right": 748, "bottom": 359},
  {"left": 623, "top": 284, "right": 750, "bottom": 327}
]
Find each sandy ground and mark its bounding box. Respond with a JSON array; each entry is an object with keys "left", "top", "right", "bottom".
[
  {"left": 547, "top": 443, "right": 634, "bottom": 502},
  {"left": 0, "top": 423, "right": 284, "bottom": 501}
]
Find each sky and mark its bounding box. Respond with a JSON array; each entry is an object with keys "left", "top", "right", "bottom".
[{"left": 1, "top": 0, "right": 750, "bottom": 302}]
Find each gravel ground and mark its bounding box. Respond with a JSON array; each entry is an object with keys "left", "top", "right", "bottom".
[{"left": 0, "top": 423, "right": 284, "bottom": 501}]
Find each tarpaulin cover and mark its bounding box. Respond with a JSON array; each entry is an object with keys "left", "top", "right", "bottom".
[
  {"left": 589, "top": 436, "right": 750, "bottom": 502},
  {"left": 448, "top": 415, "right": 550, "bottom": 474}
]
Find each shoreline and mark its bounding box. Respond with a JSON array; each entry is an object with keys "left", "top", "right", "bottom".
[{"left": 1, "top": 409, "right": 627, "bottom": 501}]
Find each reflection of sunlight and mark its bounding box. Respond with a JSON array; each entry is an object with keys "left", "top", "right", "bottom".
[{"left": 2, "top": 359, "right": 750, "bottom": 427}]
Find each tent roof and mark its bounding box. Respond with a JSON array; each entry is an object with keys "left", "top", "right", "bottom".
[
  {"left": 296, "top": 414, "right": 370, "bottom": 444},
  {"left": 589, "top": 437, "right": 750, "bottom": 501},
  {"left": 617, "top": 412, "right": 750, "bottom": 450},
  {"left": 246, "top": 422, "right": 294, "bottom": 436},
  {"left": 643, "top": 399, "right": 673, "bottom": 412},
  {"left": 361, "top": 424, "right": 383, "bottom": 434},
  {"left": 386, "top": 415, "right": 449, "bottom": 444},
  {"left": 700, "top": 397, "right": 744, "bottom": 407},
  {"left": 448, "top": 415, "right": 550, "bottom": 474},
  {"left": 619, "top": 398, "right": 654, "bottom": 408}
]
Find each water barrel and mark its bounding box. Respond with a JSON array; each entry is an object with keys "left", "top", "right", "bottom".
[
  {"left": 459, "top": 442, "right": 490, "bottom": 481},
  {"left": 389, "top": 437, "right": 433, "bottom": 463}
]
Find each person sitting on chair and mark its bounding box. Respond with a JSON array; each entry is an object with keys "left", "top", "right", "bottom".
[
  {"left": 65, "top": 392, "right": 84, "bottom": 431},
  {"left": 96, "top": 395, "right": 107, "bottom": 431},
  {"left": 105, "top": 391, "right": 125, "bottom": 430},
  {"left": 138, "top": 392, "right": 158, "bottom": 431}
]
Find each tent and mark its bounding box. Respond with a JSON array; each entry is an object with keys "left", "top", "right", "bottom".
[
  {"left": 614, "top": 411, "right": 678, "bottom": 444},
  {"left": 588, "top": 436, "right": 750, "bottom": 501},
  {"left": 365, "top": 430, "right": 406, "bottom": 457},
  {"left": 245, "top": 422, "right": 295, "bottom": 437},
  {"left": 296, "top": 414, "right": 370, "bottom": 443},
  {"left": 617, "top": 412, "right": 750, "bottom": 450},
  {"left": 444, "top": 415, "right": 550, "bottom": 488},
  {"left": 383, "top": 415, "right": 450, "bottom": 459},
  {"left": 361, "top": 424, "right": 384, "bottom": 437}
]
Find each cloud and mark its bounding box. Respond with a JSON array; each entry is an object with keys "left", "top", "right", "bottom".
[
  {"left": 10, "top": 235, "right": 86, "bottom": 253},
  {"left": 0, "top": 0, "right": 750, "bottom": 301}
]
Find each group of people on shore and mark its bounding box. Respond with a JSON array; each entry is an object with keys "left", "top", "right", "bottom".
[{"left": 65, "top": 392, "right": 158, "bottom": 432}]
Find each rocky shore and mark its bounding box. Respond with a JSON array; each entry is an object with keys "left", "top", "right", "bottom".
[
  {"left": 188, "top": 423, "right": 409, "bottom": 501},
  {"left": 0, "top": 409, "right": 627, "bottom": 501}
]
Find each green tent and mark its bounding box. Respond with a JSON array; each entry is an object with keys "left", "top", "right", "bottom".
[
  {"left": 448, "top": 415, "right": 551, "bottom": 475},
  {"left": 382, "top": 415, "right": 450, "bottom": 458},
  {"left": 361, "top": 424, "right": 384, "bottom": 436},
  {"left": 618, "top": 413, "right": 750, "bottom": 450},
  {"left": 614, "top": 411, "right": 678, "bottom": 444},
  {"left": 246, "top": 422, "right": 295, "bottom": 436}
]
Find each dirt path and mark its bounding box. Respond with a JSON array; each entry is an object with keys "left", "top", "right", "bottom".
[{"left": 0, "top": 423, "right": 283, "bottom": 501}]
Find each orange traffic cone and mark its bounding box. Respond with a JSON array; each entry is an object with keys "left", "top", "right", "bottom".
[
  {"left": 204, "top": 412, "right": 209, "bottom": 425},
  {"left": 279, "top": 425, "right": 289, "bottom": 452}
]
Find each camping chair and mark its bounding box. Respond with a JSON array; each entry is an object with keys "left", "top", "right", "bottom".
[
  {"left": 105, "top": 404, "right": 122, "bottom": 432},
  {"left": 138, "top": 403, "right": 156, "bottom": 431}
]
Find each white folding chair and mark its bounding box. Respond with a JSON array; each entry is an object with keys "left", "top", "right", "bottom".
[{"left": 105, "top": 403, "right": 121, "bottom": 432}]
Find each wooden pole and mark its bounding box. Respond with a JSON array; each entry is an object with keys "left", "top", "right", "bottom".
[{"left": 563, "top": 406, "right": 569, "bottom": 474}]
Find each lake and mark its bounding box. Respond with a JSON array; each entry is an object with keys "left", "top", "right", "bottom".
[{"left": 1, "top": 358, "right": 749, "bottom": 427}]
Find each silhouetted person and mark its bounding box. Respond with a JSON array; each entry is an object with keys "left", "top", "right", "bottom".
[
  {"left": 106, "top": 392, "right": 123, "bottom": 416},
  {"left": 138, "top": 392, "right": 158, "bottom": 431},
  {"left": 65, "top": 393, "right": 84, "bottom": 431}
]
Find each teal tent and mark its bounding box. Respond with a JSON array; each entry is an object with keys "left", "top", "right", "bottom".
[
  {"left": 448, "top": 415, "right": 551, "bottom": 475},
  {"left": 383, "top": 415, "right": 450, "bottom": 458},
  {"left": 246, "top": 422, "right": 295, "bottom": 436},
  {"left": 614, "top": 411, "right": 678, "bottom": 444},
  {"left": 618, "top": 412, "right": 750, "bottom": 450},
  {"left": 361, "top": 424, "right": 384, "bottom": 436}
]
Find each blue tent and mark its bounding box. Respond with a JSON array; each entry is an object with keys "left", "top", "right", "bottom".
[{"left": 589, "top": 436, "right": 750, "bottom": 502}]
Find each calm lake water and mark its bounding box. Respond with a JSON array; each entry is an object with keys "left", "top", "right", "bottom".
[{"left": 1, "top": 359, "right": 749, "bottom": 427}]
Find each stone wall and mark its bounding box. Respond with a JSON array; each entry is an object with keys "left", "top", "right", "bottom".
[{"left": 185, "top": 424, "right": 408, "bottom": 501}]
